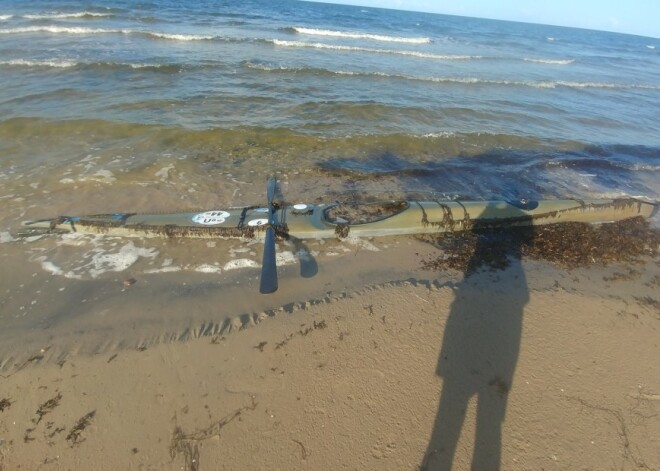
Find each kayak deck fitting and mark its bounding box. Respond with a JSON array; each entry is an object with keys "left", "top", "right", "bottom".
[{"left": 20, "top": 198, "right": 658, "bottom": 240}]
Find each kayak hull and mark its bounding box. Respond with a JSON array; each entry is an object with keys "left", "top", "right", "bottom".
[{"left": 20, "top": 198, "right": 657, "bottom": 240}]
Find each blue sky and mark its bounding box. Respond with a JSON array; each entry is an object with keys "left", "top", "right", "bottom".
[{"left": 306, "top": 0, "right": 660, "bottom": 39}]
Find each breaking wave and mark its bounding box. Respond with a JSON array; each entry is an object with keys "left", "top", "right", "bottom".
[
  {"left": 23, "top": 11, "right": 112, "bottom": 19},
  {"left": 290, "top": 27, "right": 431, "bottom": 44},
  {"left": 0, "top": 58, "right": 78, "bottom": 68},
  {"left": 244, "top": 63, "right": 660, "bottom": 90},
  {"left": 272, "top": 39, "right": 475, "bottom": 60},
  {"left": 272, "top": 40, "right": 575, "bottom": 65},
  {"left": 523, "top": 57, "right": 574, "bottom": 65},
  {"left": 0, "top": 58, "right": 184, "bottom": 72},
  {"left": 0, "top": 26, "right": 215, "bottom": 41}
]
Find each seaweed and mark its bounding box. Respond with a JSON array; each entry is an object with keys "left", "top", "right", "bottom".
[
  {"left": 170, "top": 396, "right": 257, "bottom": 471},
  {"left": 325, "top": 201, "right": 408, "bottom": 225},
  {"left": 421, "top": 217, "right": 660, "bottom": 273},
  {"left": 66, "top": 410, "right": 96, "bottom": 446},
  {"left": 33, "top": 393, "right": 62, "bottom": 425},
  {"left": 0, "top": 398, "right": 11, "bottom": 412}
]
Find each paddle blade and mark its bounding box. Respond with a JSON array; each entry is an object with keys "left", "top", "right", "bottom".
[{"left": 259, "top": 226, "right": 278, "bottom": 294}]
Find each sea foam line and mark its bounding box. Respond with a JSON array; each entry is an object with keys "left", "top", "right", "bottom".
[
  {"left": 0, "top": 26, "right": 215, "bottom": 41},
  {"left": 0, "top": 58, "right": 183, "bottom": 71},
  {"left": 0, "top": 58, "right": 78, "bottom": 68},
  {"left": 293, "top": 27, "right": 431, "bottom": 44},
  {"left": 23, "top": 11, "right": 112, "bottom": 20},
  {"left": 0, "top": 26, "right": 124, "bottom": 34},
  {"left": 274, "top": 39, "right": 573, "bottom": 65},
  {"left": 523, "top": 57, "right": 574, "bottom": 65},
  {"left": 245, "top": 63, "right": 660, "bottom": 90},
  {"left": 146, "top": 31, "right": 215, "bottom": 41},
  {"left": 272, "top": 39, "right": 475, "bottom": 60}
]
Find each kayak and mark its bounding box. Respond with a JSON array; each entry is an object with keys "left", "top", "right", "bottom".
[{"left": 20, "top": 198, "right": 657, "bottom": 240}]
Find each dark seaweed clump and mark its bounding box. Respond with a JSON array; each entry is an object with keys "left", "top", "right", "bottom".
[
  {"left": 325, "top": 201, "right": 408, "bottom": 225},
  {"left": 421, "top": 217, "right": 660, "bottom": 274}
]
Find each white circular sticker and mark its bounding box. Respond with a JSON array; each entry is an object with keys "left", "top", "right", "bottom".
[
  {"left": 247, "top": 218, "right": 269, "bottom": 227},
  {"left": 293, "top": 203, "right": 309, "bottom": 210},
  {"left": 192, "top": 211, "right": 230, "bottom": 225}
]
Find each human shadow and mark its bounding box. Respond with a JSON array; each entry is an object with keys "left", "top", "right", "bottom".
[{"left": 421, "top": 204, "right": 535, "bottom": 471}]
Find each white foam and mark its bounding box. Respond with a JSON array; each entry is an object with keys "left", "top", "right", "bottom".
[
  {"left": 293, "top": 27, "right": 431, "bottom": 44},
  {"left": 57, "top": 232, "right": 89, "bottom": 246},
  {"left": 420, "top": 132, "right": 455, "bottom": 138},
  {"left": 144, "top": 266, "right": 182, "bottom": 274},
  {"left": 0, "top": 59, "right": 77, "bottom": 68},
  {"left": 195, "top": 264, "right": 222, "bottom": 274},
  {"left": 523, "top": 57, "right": 574, "bottom": 65},
  {"left": 128, "top": 63, "right": 171, "bottom": 69},
  {"left": 0, "top": 26, "right": 119, "bottom": 35},
  {"left": 224, "top": 259, "right": 258, "bottom": 271},
  {"left": 275, "top": 251, "right": 298, "bottom": 265},
  {"left": 251, "top": 63, "right": 660, "bottom": 91},
  {"left": 37, "top": 257, "right": 82, "bottom": 279},
  {"left": 273, "top": 40, "right": 474, "bottom": 60},
  {"left": 147, "top": 32, "right": 214, "bottom": 41},
  {"left": 0, "top": 231, "right": 15, "bottom": 243},
  {"left": 155, "top": 164, "right": 175, "bottom": 180},
  {"left": 23, "top": 12, "right": 112, "bottom": 20},
  {"left": 0, "top": 59, "right": 177, "bottom": 70},
  {"left": 0, "top": 15, "right": 14, "bottom": 21},
  {"left": 0, "top": 26, "right": 213, "bottom": 42},
  {"left": 88, "top": 242, "right": 157, "bottom": 278},
  {"left": 81, "top": 169, "right": 116, "bottom": 184}
]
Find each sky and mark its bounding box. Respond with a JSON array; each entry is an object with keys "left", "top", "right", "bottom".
[{"left": 306, "top": 0, "right": 660, "bottom": 39}]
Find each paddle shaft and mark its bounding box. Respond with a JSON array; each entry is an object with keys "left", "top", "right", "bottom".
[{"left": 259, "top": 177, "right": 278, "bottom": 294}]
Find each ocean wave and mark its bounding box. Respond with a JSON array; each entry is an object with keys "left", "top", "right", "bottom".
[
  {"left": 423, "top": 77, "right": 660, "bottom": 90},
  {"left": 145, "top": 31, "right": 215, "bottom": 41},
  {"left": 0, "top": 59, "right": 184, "bottom": 72},
  {"left": 0, "top": 59, "right": 78, "bottom": 68},
  {"left": 549, "top": 81, "right": 660, "bottom": 90},
  {"left": 272, "top": 40, "right": 475, "bottom": 60},
  {"left": 523, "top": 57, "right": 574, "bottom": 65},
  {"left": 244, "top": 63, "right": 660, "bottom": 90},
  {"left": 272, "top": 40, "right": 576, "bottom": 65},
  {"left": 23, "top": 11, "right": 112, "bottom": 20},
  {"left": 290, "top": 27, "right": 431, "bottom": 44},
  {"left": 0, "top": 26, "right": 215, "bottom": 41},
  {"left": 0, "top": 25, "right": 122, "bottom": 35},
  {"left": 0, "top": 15, "right": 13, "bottom": 20}
]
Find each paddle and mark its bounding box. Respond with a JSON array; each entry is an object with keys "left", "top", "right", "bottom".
[{"left": 259, "top": 176, "right": 278, "bottom": 294}]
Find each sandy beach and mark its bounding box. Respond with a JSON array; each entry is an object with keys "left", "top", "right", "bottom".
[
  {"left": 1, "top": 2, "right": 659, "bottom": 469},
  {"left": 1, "top": 250, "right": 659, "bottom": 470}
]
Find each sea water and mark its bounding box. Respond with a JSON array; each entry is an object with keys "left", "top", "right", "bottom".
[
  {"left": 0, "top": 0, "right": 658, "bottom": 363},
  {"left": 1, "top": 0, "right": 658, "bottom": 204}
]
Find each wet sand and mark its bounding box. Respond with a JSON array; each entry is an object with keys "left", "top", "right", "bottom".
[{"left": 1, "top": 253, "right": 659, "bottom": 470}]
